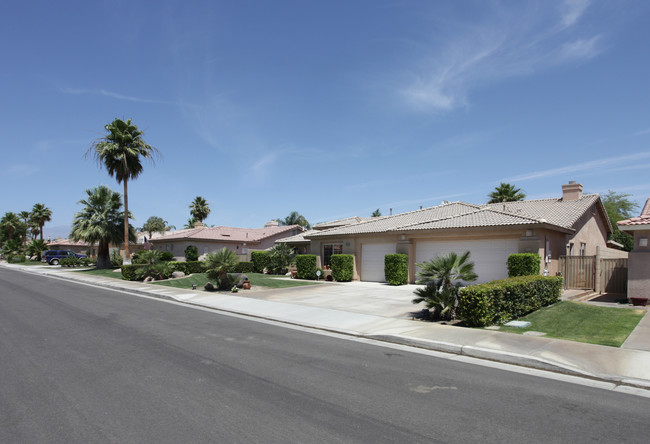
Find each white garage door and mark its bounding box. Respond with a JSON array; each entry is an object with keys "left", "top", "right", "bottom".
[
  {"left": 415, "top": 239, "right": 518, "bottom": 284},
  {"left": 361, "top": 243, "right": 396, "bottom": 282}
]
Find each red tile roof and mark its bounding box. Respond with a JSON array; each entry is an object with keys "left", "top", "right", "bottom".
[{"left": 617, "top": 198, "right": 650, "bottom": 227}]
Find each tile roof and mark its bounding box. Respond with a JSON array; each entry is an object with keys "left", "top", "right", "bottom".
[
  {"left": 150, "top": 225, "right": 300, "bottom": 243},
  {"left": 617, "top": 198, "right": 650, "bottom": 227},
  {"left": 312, "top": 216, "right": 374, "bottom": 230},
  {"left": 308, "top": 195, "right": 606, "bottom": 238},
  {"left": 275, "top": 229, "right": 315, "bottom": 244}
]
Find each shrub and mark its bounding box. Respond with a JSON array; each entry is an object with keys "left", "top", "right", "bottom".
[
  {"left": 384, "top": 254, "right": 408, "bottom": 285},
  {"left": 8, "top": 255, "right": 26, "bottom": 263},
  {"left": 160, "top": 251, "right": 175, "bottom": 262},
  {"left": 267, "top": 243, "right": 294, "bottom": 275},
  {"left": 121, "top": 264, "right": 148, "bottom": 281},
  {"left": 413, "top": 283, "right": 457, "bottom": 320},
  {"left": 331, "top": 254, "right": 354, "bottom": 282},
  {"left": 507, "top": 253, "right": 541, "bottom": 277},
  {"left": 295, "top": 255, "right": 318, "bottom": 279},
  {"left": 234, "top": 261, "right": 254, "bottom": 273},
  {"left": 206, "top": 270, "right": 239, "bottom": 290},
  {"left": 184, "top": 245, "right": 199, "bottom": 262},
  {"left": 457, "top": 275, "right": 563, "bottom": 327},
  {"left": 169, "top": 261, "right": 207, "bottom": 274},
  {"left": 135, "top": 262, "right": 172, "bottom": 281},
  {"left": 251, "top": 250, "right": 270, "bottom": 273},
  {"left": 110, "top": 250, "right": 123, "bottom": 268}
]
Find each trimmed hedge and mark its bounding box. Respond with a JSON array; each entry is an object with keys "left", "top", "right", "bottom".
[
  {"left": 169, "top": 261, "right": 207, "bottom": 274},
  {"left": 184, "top": 245, "right": 199, "bottom": 262},
  {"left": 331, "top": 254, "right": 354, "bottom": 282},
  {"left": 234, "top": 261, "right": 254, "bottom": 273},
  {"left": 295, "top": 255, "right": 318, "bottom": 279},
  {"left": 160, "top": 251, "right": 175, "bottom": 262},
  {"left": 457, "top": 275, "right": 563, "bottom": 327},
  {"left": 507, "top": 253, "right": 541, "bottom": 277},
  {"left": 384, "top": 254, "right": 408, "bottom": 285},
  {"left": 121, "top": 264, "right": 148, "bottom": 281},
  {"left": 251, "top": 251, "right": 270, "bottom": 273}
]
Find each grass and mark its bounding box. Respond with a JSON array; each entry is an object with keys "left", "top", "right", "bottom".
[
  {"left": 69, "top": 267, "right": 124, "bottom": 279},
  {"left": 497, "top": 301, "right": 646, "bottom": 347},
  {"left": 152, "top": 272, "right": 318, "bottom": 290},
  {"left": 12, "top": 260, "right": 49, "bottom": 266}
]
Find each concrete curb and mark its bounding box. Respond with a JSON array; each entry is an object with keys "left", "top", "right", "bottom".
[{"left": 4, "top": 263, "right": 650, "bottom": 390}]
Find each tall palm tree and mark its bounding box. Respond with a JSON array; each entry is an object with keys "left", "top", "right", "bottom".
[
  {"left": 30, "top": 203, "right": 52, "bottom": 240},
  {"left": 87, "top": 118, "right": 159, "bottom": 261},
  {"left": 70, "top": 185, "right": 135, "bottom": 269},
  {"left": 276, "top": 211, "right": 311, "bottom": 229},
  {"left": 141, "top": 216, "right": 171, "bottom": 238},
  {"left": 19, "top": 211, "right": 31, "bottom": 241},
  {"left": 1, "top": 212, "right": 23, "bottom": 241},
  {"left": 487, "top": 183, "right": 526, "bottom": 204},
  {"left": 371, "top": 209, "right": 382, "bottom": 217},
  {"left": 189, "top": 196, "right": 210, "bottom": 224}
]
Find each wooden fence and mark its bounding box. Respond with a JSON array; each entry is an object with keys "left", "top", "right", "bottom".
[
  {"left": 559, "top": 255, "right": 628, "bottom": 294},
  {"left": 600, "top": 258, "right": 628, "bottom": 294}
]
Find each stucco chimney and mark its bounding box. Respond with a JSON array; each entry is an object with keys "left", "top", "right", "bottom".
[
  {"left": 265, "top": 220, "right": 279, "bottom": 227},
  {"left": 562, "top": 181, "right": 583, "bottom": 201},
  {"left": 194, "top": 221, "right": 204, "bottom": 228}
]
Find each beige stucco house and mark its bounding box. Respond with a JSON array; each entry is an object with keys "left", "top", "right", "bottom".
[
  {"left": 149, "top": 221, "right": 303, "bottom": 261},
  {"left": 284, "top": 182, "right": 617, "bottom": 284},
  {"left": 617, "top": 198, "right": 650, "bottom": 301}
]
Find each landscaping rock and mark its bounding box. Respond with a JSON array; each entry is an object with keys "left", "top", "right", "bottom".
[
  {"left": 171, "top": 271, "right": 185, "bottom": 279},
  {"left": 144, "top": 276, "right": 153, "bottom": 282},
  {"left": 204, "top": 282, "right": 215, "bottom": 292}
]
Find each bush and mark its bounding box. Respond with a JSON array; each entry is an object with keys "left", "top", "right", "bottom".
[
  {"left": 7, "top": 255, "right": 26, "bottom": 263},
  {"left": 121, "top": 264, "right": 148, "bottom": 281},
  {"left": 295, "top": 255, "right": 318, "bottom": 279},
  {"left": 234, "top": 261, "right": 254, "bottom": 273},
  {"left": 331, "top": 254, "right": 354, "bottom": 282},
  {"left": 184, "top": 245, "right": 199, "bottom": 262},
  {"left": 160, "top": 251, "right": 175, "bottom": 262},
  {"left": 457, "top": 275, "right": 563, "bottom": 327},
  {"left": 507, "top": 253, "right": 541, "bottom": 277},
  {"left": 267, "top": 243, "right": 294, "bottom": 275},
  {"left": 206, "top": 270, "right": 239, "bottom": 290},
  {"left": 169, "top": 261, "right": 207, "bottom": 274},
  {"left": 384, "top": 254, "right": 408, "bottom": 285},
  {"left": 251, "top": 251, "right": 270, "bottom": 273},
  {"left": 110, "top": 250, "right": 123, "bottom": 268},
  {"left": 135, "top": 263, "right": 172, "bottom": 281}
]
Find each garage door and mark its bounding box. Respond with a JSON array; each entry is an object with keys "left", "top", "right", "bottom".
[
  {"left": 415, "top": 239, "right": 518, "bottom": 284},
  {"left": 361, "top": 243, "right": 396, "bottom": 282}
]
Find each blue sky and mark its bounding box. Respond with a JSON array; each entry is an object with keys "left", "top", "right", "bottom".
[{"left": 2, "top": 0, "right": 650, "bottom": 238}]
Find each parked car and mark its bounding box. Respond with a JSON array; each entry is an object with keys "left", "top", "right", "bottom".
[{"left": 42, "top": 250, "right": 87, "bottom": 265}]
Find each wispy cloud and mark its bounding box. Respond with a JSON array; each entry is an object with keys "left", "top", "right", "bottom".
[
  {"left": 400, "top": 0, "right": 602, "bottom": 112},
  {"left": 61, "top": 87, "right": 179, "bottom": 105},
  {"left": 5, "top": 164, "right": 39, "bottom": 176},
  {"left": 633, "top": 128, "right": 650, "bottom": 136},
  {"left": 503, "top": 152, "right": 650, "bottom": 182}
]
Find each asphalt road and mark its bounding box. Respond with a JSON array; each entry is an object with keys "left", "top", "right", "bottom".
[{"left": 1, "top": 267, "right": 649, "bottom": 443}]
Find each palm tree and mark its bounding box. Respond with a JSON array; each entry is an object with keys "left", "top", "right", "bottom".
[
  {"left": 87, "top": 118, "right": 159, "bottom": 261},
  {"left": 276, "top": 211, "right": 311, "bottom": 229},
  {"left": 26, "top": 239, "right": 48, "bottom": 261},
  {"left": 487, "top": 183, "right": 526, "bottom": 204},
  {"left": 70, "top": 185, "right": 135, "bottom": 269},
  {"left": 141, "top": 216, "right": 171, "bottom": 238},
  {"left": 267, "top": 242, "right": 295, "bottom": 274},
  {"left": 189, "top": 196, "right": 210, "bottom": 224},
  {"left": 371, "top": 209, "right": 382, "bottom": 217},
  {"left": 30, "top": 203, "right": 52, "bottom": 240},
  {"left": 413, "top": 251, "right": 478, "bottom": 320},
  {"left": 183, "top": 217, "right": 198, "bottom": 229},
  {"left": 205, "top": 247, "right": 238, "bottom": 288},
  {"left": 0, "top": 212, "right": 23, "bottom": 241}
]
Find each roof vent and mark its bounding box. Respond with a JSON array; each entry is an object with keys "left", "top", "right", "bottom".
[{"left": 562, "top": 181, "right": 583, "bottom": 201}]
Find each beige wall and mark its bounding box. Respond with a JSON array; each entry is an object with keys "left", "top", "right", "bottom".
[{"left": 628, "top": 229, "right": 650, "bottom": 299}]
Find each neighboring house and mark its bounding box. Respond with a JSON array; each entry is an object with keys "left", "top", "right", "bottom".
[
  {"left": 300, "top": 182, "right": 617, "bottom": 284},
  {"left": 617, "top": 198, "right": 650, "bottom": 300},
  {"left": 276, "top": 217, "right": 375, "bottom": 255},
  {"left": 47, "top": 239, "right": 93, "bottom": 256},
  {"left": 149, "top": 221, "right": 303, "bottom": 261}
]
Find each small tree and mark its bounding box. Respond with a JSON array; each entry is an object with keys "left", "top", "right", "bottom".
[
  {"left": 487, "top": 183, "right": 525, "bottom": 203},
  {"left": 602, "top": 190, "right": 639, "bottom": 252},
  {"left": 26, "top": 239, "right": 48, "bottom": 261},
  {"left": 184, "top": 245, "right": 199, "bottom": 261},
  {"left": 205, "top": 247, "right": 238, "bottom": 289},
  {"left": 371, "top": 209, "right": 382, "bottom": 217},
  {"left": 141, "top": 216, "right": 171, "bottom": 238},
  {"left": 412, "top": 251, "right": 477, "bottom": 320},
  {"left": 267, "top": 243, "right": 294, "bottom": 275},
  {"left": 276, "top": 211, "right": 311, "bottom": 229}
]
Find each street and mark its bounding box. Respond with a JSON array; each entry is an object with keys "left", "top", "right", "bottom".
[{"left": 1, "top": 267, "right": 649, "bottom": 443}]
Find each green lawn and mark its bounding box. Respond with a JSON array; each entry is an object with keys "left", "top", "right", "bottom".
[
  {"left": 13, "top": 260, "right": 49, "bottom": 266},
  {"left": 70, "top": 268, "right": 124, "bottom": 279},
  {"left": 497, "top": 301, "right": 646, "bottom": 347},
  {"left": 152, "top": 272, "right": 318, "bottom": 290}
]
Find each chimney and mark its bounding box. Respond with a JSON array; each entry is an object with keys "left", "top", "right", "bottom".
[
  {"left": 562, "top": 181, "right": 583, "bottom": 201},
  {"left": 390, "top": 208, "right": 393, "bottom": 215},
  {"left": 194, "top": 221, "right": 204, "bottom": 228},
  {"left": 265, "top": 220, "right": 280, "bottom": 227}
]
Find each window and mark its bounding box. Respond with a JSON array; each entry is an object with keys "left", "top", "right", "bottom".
[
  {"left": 579, "top": 242, "right": 586, "bottom": 256},
  {"left": 568, "top": 242, "right": 574, "bottom": 256},
  {"left": 323, "top": 244, "right": 343, "bottom": 267}
]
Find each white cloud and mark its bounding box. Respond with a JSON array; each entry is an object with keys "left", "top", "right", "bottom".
[
  {"left": 400, "top": 1, "right": 603, "bottom": 112},
  {"left": 503, "top": 152, "right": 650, "bottom": 182},
  {"left": 61, "top": 87, "right": 177, "bottom": 105}
]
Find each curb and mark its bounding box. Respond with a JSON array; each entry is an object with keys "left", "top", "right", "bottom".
[{"left": 5, "top": 263, "right": 650, "bottom": 391}]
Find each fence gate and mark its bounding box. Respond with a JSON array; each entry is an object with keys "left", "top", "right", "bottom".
[
  {"left": 600, "top": 258, "right": 628, "bottom": 294},
  {"left": 559, "top": 255, "right": 596, "bottom": 290}
]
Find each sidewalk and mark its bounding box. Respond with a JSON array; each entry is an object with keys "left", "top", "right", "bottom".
[{"left": 4, "top": 263, "right": 650, "bottom": 389}]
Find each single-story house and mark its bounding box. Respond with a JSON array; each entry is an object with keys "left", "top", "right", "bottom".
[
  {"left": 617, "top": 198, "right": 650, "bottom": 300},
  {"left": 283, "top": 182, "right": 618, "bottom": 284},
  {"left": 149, "top": 220, "right": 303, "bottom": 261},
  {"left": 47, "top": 238, "right": 144, "bottom": 258}
]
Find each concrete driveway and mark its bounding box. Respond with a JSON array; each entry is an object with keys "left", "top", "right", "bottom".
[{"left": 238, "top": 280, "right": 424, "bottom": 319}]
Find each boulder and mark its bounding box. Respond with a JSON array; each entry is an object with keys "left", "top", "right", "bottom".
[
  {"left": 204, "top": 282, "right": 216, "bottom": 292},
  {"left": 171, "top": 271, "right": 186, "bottom": 279}
]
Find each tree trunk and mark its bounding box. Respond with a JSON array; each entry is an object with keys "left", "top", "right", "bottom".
[
  {"left": 40, "top": 223, "right": 44, "bottom": 241},
  {"left": 96, "top": 241, "right": 111, "bottom": 269},
  {"left": 123, "top": 179, "right": 129, "bottom": 262}
]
